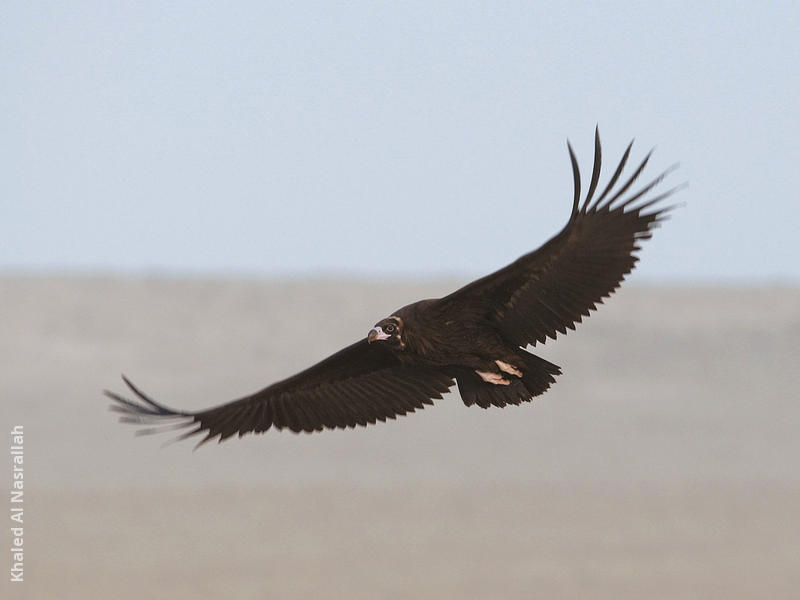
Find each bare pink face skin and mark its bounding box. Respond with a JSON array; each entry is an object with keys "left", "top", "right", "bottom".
[
  {"left": 367, "top": 326, "right": 391, "bottom": 343},
  {"left": 367, "top": 316, "right": 402, "bottom": 344}
]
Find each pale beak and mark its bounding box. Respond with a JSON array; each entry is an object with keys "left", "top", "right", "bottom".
[{"left": 368, "top": 327, "right": 390, "bottom": 343}]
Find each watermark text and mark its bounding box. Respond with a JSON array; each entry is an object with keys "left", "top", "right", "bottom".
[{"left": 10, "top": 425, "right": 23, "bottom": 582}]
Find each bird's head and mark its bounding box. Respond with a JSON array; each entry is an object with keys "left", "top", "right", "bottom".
[{"left": 368, "top": 316, "right": 405, "bottom": 349}]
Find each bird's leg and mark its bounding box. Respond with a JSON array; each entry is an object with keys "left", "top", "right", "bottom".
[
  {"left": 475, "top": 370, "right": 511, "bottom": 385},
  {"left": 495, "top": 360, "right": 522, "bottom": 377}
]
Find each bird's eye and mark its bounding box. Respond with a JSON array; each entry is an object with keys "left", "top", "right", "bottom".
[{"left": 384, "top": 324, "right": 396, "bottom": 333}]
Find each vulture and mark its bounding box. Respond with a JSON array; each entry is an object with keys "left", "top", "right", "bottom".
[{"left": 106, "top": 129, "right": 681, "bottom": 446}]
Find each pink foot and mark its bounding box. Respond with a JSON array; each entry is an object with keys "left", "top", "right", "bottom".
[
  {"left": 495, "top": 360, "right": 522, "bottom": 377},
  {"left": 476, "top": 370, "right": 511, "bottom": 385}
]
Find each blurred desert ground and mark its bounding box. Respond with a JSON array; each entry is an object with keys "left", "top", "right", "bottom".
[{"left": 2, "top": 276, "right": 799, "bottom": 599}]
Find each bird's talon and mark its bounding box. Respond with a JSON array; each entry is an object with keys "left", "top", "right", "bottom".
[
  {"left": 495, "top": 360, "right": 522, "bottom": 377},
  {"left": 476, "top": 370, "right": 511, "bottom": 385}
]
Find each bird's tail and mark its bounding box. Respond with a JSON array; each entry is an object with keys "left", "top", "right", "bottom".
[{"left": 455, "top": 350, "right": 561, "bottom": 409}]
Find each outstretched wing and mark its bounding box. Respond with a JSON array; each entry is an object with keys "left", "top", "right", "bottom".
[
  {"left": 106, "top": 339, "right": 454, "bottom": 445},
  {"left": 439, "top": 127, "right": 682, "bottom": 348}
]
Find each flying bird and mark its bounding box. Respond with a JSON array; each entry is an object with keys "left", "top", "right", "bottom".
[{"left": 106, "top": 129, "right": 681, "bottom": 446}]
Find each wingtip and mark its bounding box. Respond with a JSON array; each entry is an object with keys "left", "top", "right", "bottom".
[
  {"left": 193, "top": 432, "right": 216, "bottom": 451},
  {"left": 566, "top": 140, "right": 581, "bottom": 216},
  {"left": 582, "top": 127, "right": 604, "bottom": 213},
  {"left": 121, "top": 373, "right": 135, "bottom": 390}
]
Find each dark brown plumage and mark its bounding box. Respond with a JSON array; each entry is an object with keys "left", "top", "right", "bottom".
[{"left": 105, "top": 129, "right": 681, "bottom": 446}]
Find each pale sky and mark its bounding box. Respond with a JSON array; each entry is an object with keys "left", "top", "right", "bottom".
[{"left": 3, "top": 2, "right": 798, "bottom": 283}]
